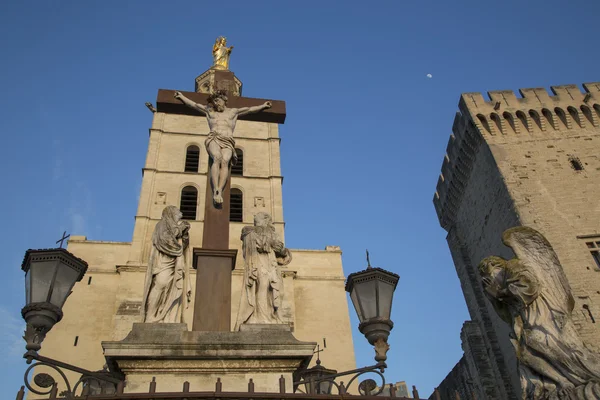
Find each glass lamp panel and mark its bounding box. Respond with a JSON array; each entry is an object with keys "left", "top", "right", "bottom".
[
  {"left": 30, "top": 261, "right": 57, "bottom": 303},
  {"left": 377, "top": 279, "right": 396, "bottom": 319},
  {"left": 318, "top": 381, "right": 333, "bottom": 394},
  {"left": 25, "top": 270, "right": 31, "bottom": 304},
  {"left": 49, "top": 265, "right": 80, "bottom": 308},
  {"left": 355, "top": 278, "right": 378, "bottom": 320},
  {"left": 350, "top": 288, "right": 364, "bottom": 321}
]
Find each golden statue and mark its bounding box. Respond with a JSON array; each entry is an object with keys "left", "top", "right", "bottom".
[{"left": 212, "top": 36, "right": 233, "bottom": 70}]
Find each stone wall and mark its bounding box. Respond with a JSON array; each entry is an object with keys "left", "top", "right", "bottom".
[{"left": 432, "top": 82, "right": 600, "bottom": 399}]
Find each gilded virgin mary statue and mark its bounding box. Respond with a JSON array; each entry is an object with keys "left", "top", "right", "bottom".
[
  {"left": 212, "top": 36, "right": 233, "bottom": 70},
  {"left": 141, "top": 206, "right": 192, "bottom": 323}
]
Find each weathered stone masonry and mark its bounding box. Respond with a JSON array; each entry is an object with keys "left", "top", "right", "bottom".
[{"left": 433, "top": 83, "right": 600, "bottom": 399}]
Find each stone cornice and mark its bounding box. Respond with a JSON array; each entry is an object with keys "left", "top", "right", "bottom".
[
  {"left": 150, "top": 128, "right": 282, "bottom": 142},
  {"left": 141, "top": 167, "right": 283, "bottom": 181}
]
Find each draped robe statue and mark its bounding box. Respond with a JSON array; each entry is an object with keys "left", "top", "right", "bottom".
[
  {"left": 479, "top": 227, "right": 600, "bottom": 399},
  {"left": 234, "top": 212, "right": 292, "bottom": 330},
  {"left": 141, "top": 206, "right": 192, "bottom": 323}
]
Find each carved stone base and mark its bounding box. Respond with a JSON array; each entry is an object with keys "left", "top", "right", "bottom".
[{"left": 102, "top": 323, "right": 315, "bottom": 393}]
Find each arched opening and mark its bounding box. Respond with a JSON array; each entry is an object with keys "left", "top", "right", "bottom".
[
  {"left": 503, "top": 112, "right": 518, "bottom": 133},
  {"left": 542, "top": 108, "right": 555, "bottom": 130},
  {"left": 554, "top": 107, "right": 569, "bottom": 129},
  {"left": 516, "top": 110, "right": 529, "bottom": 133},
  {"left": 180, "top": 186, "right": 198, "bottom": 220},
  {"left": 529, "top": 110, "right": 543, "bottom": 131},
  {"left": 184, "top": 145, "right": 200, "bottom": 172},
  {"left": 490, "top": 113, "right": 503, "bottom": 134},
  {"left": 231, "top": 148, "right": 244, "bottom": 176},
  {"left": 581, "top": 105, "right": 596, "bottom": 127},
  {"left": 593, "top": 104, "right": 600, "bottom": 122},
  {"left": 476, "top": 114, "right": 492, "bottom": 134},
  {"left": 567, "top": 106, "right": 582, "bottom": 127}
]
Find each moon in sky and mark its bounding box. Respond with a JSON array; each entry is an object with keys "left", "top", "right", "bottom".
[{"left": 426, "top": 73, "right": 433, "bottom": 78}]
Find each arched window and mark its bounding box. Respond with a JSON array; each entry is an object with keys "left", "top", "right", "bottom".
[
  {"left": 184, "top": 145, "right": 200, "bottom": 172},
  {"left": 180, "top": 186, "right": 198, "bottom": 220},
  {"left": 231, "top": 148, "right": 244, "bottom": 176},
  {"left": 230, "top": 188, "right": 243, "bottom": 222}
]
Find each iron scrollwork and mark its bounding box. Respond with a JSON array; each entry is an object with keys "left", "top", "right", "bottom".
[
  {"left": 295, "top": 362, "right": 387, "bottom": 396},
  {"left": 23, "top": 351, "right": 123, "bottom": 399}
]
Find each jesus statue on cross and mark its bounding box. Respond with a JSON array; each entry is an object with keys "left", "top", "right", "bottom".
[{"left": 175, "top": 90, "right": 271, "bottom": 205}]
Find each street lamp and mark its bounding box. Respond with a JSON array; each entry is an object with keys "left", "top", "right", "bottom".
[
  {"left": 345, "top": 255, "right": 399, "bottom": 365},
  {"left": 21, "top": 248, "right": 88, "bottom": 355},
  {"left": 299, "top": 359, "right": 338, "bottom": 394}
]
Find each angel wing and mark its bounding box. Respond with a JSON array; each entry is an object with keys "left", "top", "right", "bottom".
[{"left": 502, "top": 226, "right": 574, "bottom": 315}]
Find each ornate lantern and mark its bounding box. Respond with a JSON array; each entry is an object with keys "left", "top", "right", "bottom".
[
  {"left": 21, "top": 248, "right": 88, "bottom": 353},
  {"left": 345, "top": 261, "right": 399, "bottom": 364},
  {"left": 300, "top": 360, "right": 337, "bottom": 394}
]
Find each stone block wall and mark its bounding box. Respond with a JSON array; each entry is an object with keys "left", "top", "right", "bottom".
[{"left": 433, "top": 82, "right": 600, "bottom": 399}]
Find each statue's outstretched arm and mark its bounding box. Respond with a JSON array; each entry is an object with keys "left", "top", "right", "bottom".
[
  {"left": 174, "top": 91, "right": 208, "bottom": 115},
  {"left": 237, "top": 101, "right": 272, "bottom": 116}
]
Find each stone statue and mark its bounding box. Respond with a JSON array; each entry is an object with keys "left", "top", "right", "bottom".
[
  {"left": 174, "top": 90, "right": 271, "bottom": 205},
  {"left": 479, "top": 226, "right": 600, "bottom": 399},
  {"left": 141, "top": 206, "right": 192, "bottom": 323},
  {"left": 212, "top": 36, "right": 233, "bottom": 70},
  {"left": 234, "top": 212, "right": 292, "bottom": 330}
]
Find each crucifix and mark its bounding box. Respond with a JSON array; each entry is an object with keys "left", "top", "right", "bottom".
[
  {"left": 156, "top": 65, "right": 286, "bottom": 332},
  {"left": 56, "top": 231, "right": 70, "bottom": 248}
]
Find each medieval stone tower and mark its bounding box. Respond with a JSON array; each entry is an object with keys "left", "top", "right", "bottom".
[
  {"left": 33, "top": 55, "right": 356, "bottom": 394},
  {"left": 433, "top": 83, "right": 600, "bottom": 399}
]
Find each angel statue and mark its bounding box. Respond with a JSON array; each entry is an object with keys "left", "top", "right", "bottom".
[
  {"left": 479, "top": 226, "right": 600, "bottom": 399},
  {"left": 234, "top": 212, "right": 292, "bottom": 330},
  {"left": 212, "top": 36, "right": 233, "bottom": 70},
  {"left": 141, "top": 206, "right": 192, "bottom": 323}
]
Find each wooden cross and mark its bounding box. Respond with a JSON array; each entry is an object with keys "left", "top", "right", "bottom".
[{"left": 56, "top": 231, "right": 70, "bottom": 248}]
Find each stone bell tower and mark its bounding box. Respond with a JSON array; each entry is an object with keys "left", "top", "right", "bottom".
[{"left": 31, "top": 38, "right": 357, "bottom": 396}]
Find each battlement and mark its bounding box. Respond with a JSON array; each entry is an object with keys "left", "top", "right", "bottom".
[
  {"left": 433, "top": 82, "right": 600, "bottom": 230},
  {"left": 460, "top": 83, "right": 600, "bottom": 137}
]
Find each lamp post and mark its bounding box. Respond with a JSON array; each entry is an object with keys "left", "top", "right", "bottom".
[
  {"left": 295, "top": 253, "right": 399, "bottom": 396},
  {"left": 18, "top": 247, "right": 124, "bottom": 398},
  {"left": 345, "top": 261, "right": 399, "bottom": 366},
  {"left": 21, "top": 248, "right": 88, "bottom": 357}
]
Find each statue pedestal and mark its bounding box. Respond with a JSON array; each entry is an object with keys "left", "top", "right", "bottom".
[{"left": 102, "top": 323, "right": 315, "bottom": 393}]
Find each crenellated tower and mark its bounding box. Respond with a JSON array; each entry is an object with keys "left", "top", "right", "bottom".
[{"left": 433, "top": 83, "right": 600, "bottom": 399}]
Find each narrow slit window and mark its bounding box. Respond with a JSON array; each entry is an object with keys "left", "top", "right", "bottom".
[
  {"left": 87, "top": 276, "right": 92, "bottom": 285},
  {"left": 74, "top": 336, "right": 79, "bottom": 346}
]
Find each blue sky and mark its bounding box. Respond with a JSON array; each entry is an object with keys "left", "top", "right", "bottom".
[{"left": 1, "top": 0, "right": 600, "bottom": 397}]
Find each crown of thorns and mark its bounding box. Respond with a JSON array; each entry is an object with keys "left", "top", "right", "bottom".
[{"left": 207, "top": 90, "right": 228, "bottom": 104}]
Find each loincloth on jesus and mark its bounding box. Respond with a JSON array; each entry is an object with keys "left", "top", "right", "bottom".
[{"left": 204, "top": 132, "right": 238, "bottom": 165}]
